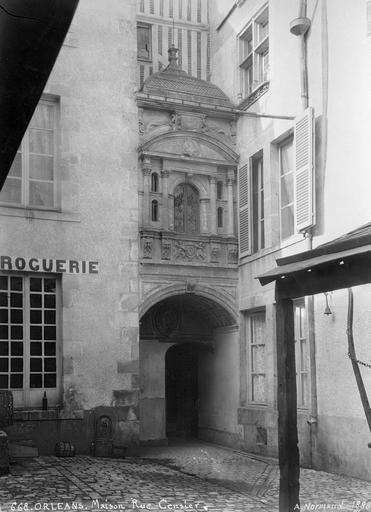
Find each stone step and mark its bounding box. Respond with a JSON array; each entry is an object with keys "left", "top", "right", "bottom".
[{"left": 9, "top": 441, "right": 39, "bottom": 458}]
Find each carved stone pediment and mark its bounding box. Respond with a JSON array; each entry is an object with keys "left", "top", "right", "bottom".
[{"left": 140, "top": 131, "right": 238, "bottom": 164}]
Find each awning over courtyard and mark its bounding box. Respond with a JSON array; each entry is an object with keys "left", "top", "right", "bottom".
[
  {"left": 256, "top": 221, "right": 371, "bottom": 512},
  {"left": 257, "top": 222, "right": 371, "bottom": 298}
]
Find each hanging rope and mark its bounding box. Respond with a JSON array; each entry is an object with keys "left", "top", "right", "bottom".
[{"left": 348, "top": 354, "right": 371, "bottom": 370}]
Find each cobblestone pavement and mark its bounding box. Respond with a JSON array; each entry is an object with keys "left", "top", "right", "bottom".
[
  {"left": 0, "top": 441, "right": 370, "bottom": 512},
  {"left": 139, "top": 440, "right": 371, "bottom": 510}
]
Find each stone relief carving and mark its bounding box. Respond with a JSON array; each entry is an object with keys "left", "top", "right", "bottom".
[
  {"left": 173, "top": 240, "right": 206, "bottom": 261},
  {"left": 228, "top": 247, "right": 238, "bottom": 264},
  {"left": 169, "top": 112, "right": 180, "bottom": 131},
  {"left": 182, "top": 138, "right": 201, "bottom": 157},
  {"left": 143, "top": 237, "right": 153, "bottom": 258},
  {"left": 210, "top": 244, "right": 221, "bottom": 263},
  {"left": 161, "top": 239, "right": 172, "bottom": 260},
  {"left": 143, "top": 111, "right": 171, "bottom": 137},
  {"left": 185, "top": 280, "right": 197, "bottom": 293},
  {"left": 96, "top": 415, "right": 113, "bottom": 439},
  {"left": 138, "top": 108, "right": 144, "bottom": 135},
  {"left": 153, "top": 304, "right": 180, "bottom": 336}
]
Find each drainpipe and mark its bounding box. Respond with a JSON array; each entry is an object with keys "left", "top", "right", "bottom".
[
  {"left": 290, "top": 0, "right": 311, "bottom": 110},
  {"left": 290, "top": 0, "right": 318, "bottom": 468}
]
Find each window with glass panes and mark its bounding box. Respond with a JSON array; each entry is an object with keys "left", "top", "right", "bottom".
[
  {"left": 279, "top": 138, "right": 295, "bottom": 240},
  {"left": 294, "top": 301, "right": 309, "bottom": 408},
  {"left": 248, "top": 311, "right": 266, "bottom": 404},
  {"left": 0, "top": 98, "right": 58, "bottom": 209},
  {"left": 0, "top": 275, "right": 59, "bottom": 407},
  {"left": 238, "top": 5, "right": 269, "bottom": 98}
]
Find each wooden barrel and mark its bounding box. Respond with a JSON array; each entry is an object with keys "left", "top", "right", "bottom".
[{"left": 55, "top": 441, "right": 76, "bottom": 457}]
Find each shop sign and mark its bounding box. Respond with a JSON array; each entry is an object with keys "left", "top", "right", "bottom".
[{"left": 0, "top": 256, "right": 99, "bottom": 274}]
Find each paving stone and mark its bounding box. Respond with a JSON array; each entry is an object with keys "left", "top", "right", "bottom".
[{"left": 0, "top": 442, "right": 370, "bottom": 512}]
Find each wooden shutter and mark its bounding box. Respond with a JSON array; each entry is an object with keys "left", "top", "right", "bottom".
[
  {"left": 294, "top": 107, "right": 315, "bottom": 232},
  {"left": 238, "top": 162, "right": 251, "bottom": 257}
]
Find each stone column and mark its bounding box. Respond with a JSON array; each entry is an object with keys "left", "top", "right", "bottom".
[
  {"left": 142, "top": 158, "right": 152, "bottom": 227},
  {"left": 161, "top": 170, "right": 170, "bottom": 231},
  {"left": 209, "top": 177, "right": 217, "bottom": 235},
  {"left": 227, "top": 173, "right": 235, "bottom": 236},
  {"left": 200, "top": 198, "right": 209, "bottom": 234}
]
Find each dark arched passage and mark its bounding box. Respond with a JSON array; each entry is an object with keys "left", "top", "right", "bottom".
[{"left": 139, "top": 292, "right": 236, "bottom": 443}]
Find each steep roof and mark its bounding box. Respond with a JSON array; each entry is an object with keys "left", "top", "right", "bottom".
[{"left": 140, "top": 45, "right": 234, "bottom": 109}]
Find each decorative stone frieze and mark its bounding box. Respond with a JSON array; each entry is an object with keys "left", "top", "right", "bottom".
[{"left": 173, "top": 240, "right": 206, "bottom": 261}]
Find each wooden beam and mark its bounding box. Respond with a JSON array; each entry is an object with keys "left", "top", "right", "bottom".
[
  {"left": 347, "top": 288, "right": 371, "bottom": 433},
  {"left": 276, "top": 290, "right": 300, "bottom": 512},
  {"left": 273, "top": 253, "right": 371, "bottom": 300}
]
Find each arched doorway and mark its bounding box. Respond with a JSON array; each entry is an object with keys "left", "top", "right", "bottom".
[{"left": 139, "top": 292, "right": 237, "bottom": 444}]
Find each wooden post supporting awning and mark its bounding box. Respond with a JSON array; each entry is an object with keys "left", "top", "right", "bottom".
[
  {"left": 0, "top": 0, "right": 79, "bottom": 189},
  {"left": 256, "top": 222, "right": 371, "bottom": 512}
]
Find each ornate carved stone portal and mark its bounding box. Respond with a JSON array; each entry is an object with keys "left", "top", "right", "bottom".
[{"left": 137, "top": 44, "right": 239, "bottom": 336}]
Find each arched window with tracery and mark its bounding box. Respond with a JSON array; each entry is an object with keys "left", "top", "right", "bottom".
[
  {"left": 174, "top": 183, "right": 199, "bottom": 234},
  {"left": 152, "top": 200, "right": 159, "bottom": 221},
  {"left": 151, "top": 172, "right": 159, "bottom": 192}
]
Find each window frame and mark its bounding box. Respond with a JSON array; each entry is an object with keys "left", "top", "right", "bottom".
[
  {"left": 279, "top": 136, "right": 295, "bottom": 241},
  {"left": 238, "top": 4, "right": 269, "bottom": 99},
  {"left": 217, "top": 206, "right": 223, "bottom": 228},
  {"left": 151, "top": 199, "right": 159, "bottom": 222},
  {"left": 174, "top": 183, "right": 200, "bottom": 234},
  {"left": 137, "top": 22, "right": 152, "bottom": 62},
  {"left": 247, "top": 310, "right": 267, "bottom": 405},
  {"left": 294, "top": 299, "right": 309, "bottom": 410},
  {"left": 0, "top": 273, "right": 61, "bottom": 409},
  {"left": 151, "top": 172, "right": 159, "bottom": 192},
  {"left": 0, "top": 97, "right": 59, "bottom": 211},
  {"left": 251, "top": 154, "right": 265, "bottom": 253}
]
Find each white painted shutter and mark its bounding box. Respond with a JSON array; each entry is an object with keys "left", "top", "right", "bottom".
[
  {"left": 294, "top": 107, "right": 315, "bottom": 232},
  {"left": 238, "top": 162, "right": 251, "bottom": 257}
]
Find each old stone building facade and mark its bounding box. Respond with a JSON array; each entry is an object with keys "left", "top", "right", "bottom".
[
  {"left": 0, "top": 0, "right": 371, "bottom": 482},
  {"left": 137, "top": 43, "right": 239, "bottom": 443}
]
